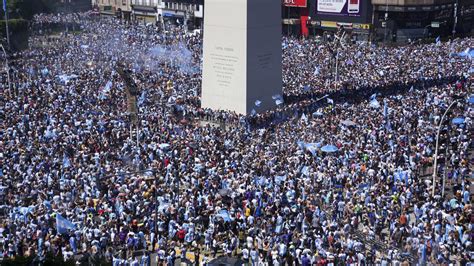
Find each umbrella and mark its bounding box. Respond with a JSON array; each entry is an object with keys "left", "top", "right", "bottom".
[
  {"left": 218, "top": 188, "right": 231, "bottom": 196},
  {"left": 208, "top": 256, "right": 244, "bottom": 266},
  {"left": 275, "top": 175, "right": 287, "bottom": 184},
  {"left": 174, "top": 258, "right": 193, "bottom": 266},
  {"left": 452, "top": 117, "right": 465, "bottom": 125},
  {"left": 158, "top": 203, "right": 170, "bottom": 213},
  {"left": 469, "top": 95, "right": 474, "bottom": 104},
  {"left": 312, "top": 111, "right": 324, "bottom": 117},
  {"left": 340, "top": 120, "right": 357, "bottom": 126},
  {"left": 158, "top": 143, "right": 171, "bottom": 150},
  {"left": 320, "top": 145, "right": 338, "bottom": 153}
]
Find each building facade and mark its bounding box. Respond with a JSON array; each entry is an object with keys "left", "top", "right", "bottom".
[
  {"left": 131, "top": 0, "right": 159, "bottom": 24},
  {"left": 91, "top": 0, "right": 473, "bottom": 41},
  {"left": 159, "top": 0, "right": 204, "bottom": 30},
  {"left": 57, "top": 0, "right": 92, "bottom": 13},
  {"left": 95, "top": 0, "right": 132, "bottom": 19},
  {"left": 282, "top": 0, "right": 311, "bottom": 36},
  {"left": 284, "top": 0, "right": 473, "bottom": 41},
  {"left": 372, "top": 0, "right": 474, "bottom": 42},
  {"left": 282, "top": 0, "right": 373, "bottom": 39}
]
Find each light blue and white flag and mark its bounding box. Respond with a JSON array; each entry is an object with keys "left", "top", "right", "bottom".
[
  {"left": 41, "top": 68, "right": 49, "bottom": 76},
  {"left": 314, "top": 67, "right": 320, "bottom": 75},
  {"left": 217, "top": 209, "right": 233, "bottom": 222},
  {"left": 56, "top": 214, "right": 76, "bottom": 234},
  {"left": 62, "top": 155, "right": 71, "bottom": 168},
  {"left": 369, "top": 93, "right": 380, "bottom": 108},
  {"left": 275, "top": 175, "right": 287, "bottom": 185},
  {"left": 43, "top": 200, "right": 52, "bottom": 210},
  {"left": 301, "top": 166, "right": 310, "bottom": 176},
  {"left": 138, "top": 90, "right": 146, "bottom": 106},
  {"left": 103, "top": 80, "right": 112, "bottom": 92},
  {"left": 301, "top": 113, "right": 308, "bottom": 122},
  {"left": 272, "top": 94, "right": 284, "bottom": 105},
  {"left": 370, "top": 93, "right": 377, "bottom": 101}
]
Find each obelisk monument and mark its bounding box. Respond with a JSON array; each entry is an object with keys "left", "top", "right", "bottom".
[{"left": 201, "top": 0, "right": 282, "bottom": 114}]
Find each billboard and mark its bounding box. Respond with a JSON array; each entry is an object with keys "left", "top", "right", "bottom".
[
  {"left": 283, "top": 0, "right": 307, "bottom": 7},
  {"left": 317, "top": 0, "right": 361, "bottom": 17}
]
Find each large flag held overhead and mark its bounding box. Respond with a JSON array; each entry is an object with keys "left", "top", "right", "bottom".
[
  {"left": 369, "top": 93, "right": 380, "bottom": 108},
  {"left": 301, "top": 113, "right": 308, "bottom": 122},
  {"left": 56, "top": 214, "right": 76, "bottom": 234},
  {"left": 217, "top": 209, "right": 233, "bottom": 222}
]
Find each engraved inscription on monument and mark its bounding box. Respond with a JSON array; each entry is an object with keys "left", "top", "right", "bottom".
[
  {"left": 210, "top": 46, "right": 238, "bottom": 88},
  {"left": 202, "top": 0, "right": 281, "bottom": 114},
  {"left": 257, "top": 53, "right": 273, "bottom": 70}
]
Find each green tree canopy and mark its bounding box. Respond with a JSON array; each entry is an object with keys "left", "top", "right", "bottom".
[{"left": 3, "top": 0, "right": 59, "bottom": 20}]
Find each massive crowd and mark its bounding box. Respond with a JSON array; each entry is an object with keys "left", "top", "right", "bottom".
[{"left": 1, "top": 13, "right": 473, "bottom": 265}]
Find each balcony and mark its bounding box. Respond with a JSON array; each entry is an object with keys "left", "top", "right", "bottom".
[{"left": 131, "top": 0, "right": 158, "bottom": 7}]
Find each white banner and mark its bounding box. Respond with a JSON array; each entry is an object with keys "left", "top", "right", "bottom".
[{"left": 317, "top": 0, "right": 347, "bottom": 13}]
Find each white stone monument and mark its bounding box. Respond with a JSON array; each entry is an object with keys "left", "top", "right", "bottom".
[{"left": 201, "top": 0, "right": 282, "bottom": 115}]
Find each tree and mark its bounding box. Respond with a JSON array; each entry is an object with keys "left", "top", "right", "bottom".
[{"left": 2, "top": 0, "right": 59, "bottom": 20}]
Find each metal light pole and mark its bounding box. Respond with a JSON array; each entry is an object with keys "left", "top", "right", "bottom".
[
  {"left": 287, "top": 6, "right": 291, "bottom": 36},
  {"left": 0, "top": 44, "right": 11, "bottom": 96},
  {"left": 153, "top": 176, "right": 158, "bottom": 251},
  {"left": 333, "top": 31, "right": 345, "bottom": 90},
  {"left": 335, "top": 49, "right": 339, "bottom": 85},
  {"left": 3, "top": 0, "right": 10, "bottom": 49},
  {"left": 384, "top": 0, "right": 389, "bottom": 43},
  {"left": 431, "top": 100, "right": 459, "bottom": 197},
  {"left": 452, "top": 0, "right": 458, "bottom": 38}
]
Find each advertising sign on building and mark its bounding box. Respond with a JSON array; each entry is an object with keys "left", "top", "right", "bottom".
[
  {"left": 283, "top": 0, "right": 307, "bottom": 7},
  {"left": 317, "top": 0, "right": 361, "bottom": 16}
]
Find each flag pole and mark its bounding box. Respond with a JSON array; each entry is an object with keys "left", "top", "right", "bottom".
[{"left": 3, "top": 0, "right": 10, "bottom": 49}]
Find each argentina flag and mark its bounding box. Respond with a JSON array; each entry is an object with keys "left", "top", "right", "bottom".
[{"left": 56, "top": 214, "right": 76, "bottom": 234}]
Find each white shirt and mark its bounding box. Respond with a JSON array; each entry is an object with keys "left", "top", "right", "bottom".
[{"left": 242, "top": 248, "right": 249, "bottom": 259}]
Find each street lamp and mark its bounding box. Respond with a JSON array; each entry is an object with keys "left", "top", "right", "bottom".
[
  {"left": 431, "top": 99, "right": 460, "bottom": 197},
  {"left": 333, "top": 30, "right": 346, "bottom": 90},
  {"left": 384, "top": 0, "right": 389, "bottom": 43},
  {"left": 452, "top": 0, "right": 458, "bottom": 38},
  {"left": 0, "top": 44, "right": 12, "bottom": 97}
]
